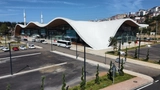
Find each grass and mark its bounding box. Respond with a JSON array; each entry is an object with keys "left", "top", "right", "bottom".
[{"left": 69, "top": 73, "right": 134, "bottom": 90}]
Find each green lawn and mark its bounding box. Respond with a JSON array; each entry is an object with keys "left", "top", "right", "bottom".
[{"left": 69, "top": 73, "right": 134, "bottom": 90}]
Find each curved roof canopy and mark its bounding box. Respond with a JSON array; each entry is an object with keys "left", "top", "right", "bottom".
[{"left": 14, "top": 17, "right": 149, "bottom": 50}]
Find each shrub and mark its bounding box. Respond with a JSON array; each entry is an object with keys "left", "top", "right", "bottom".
[
  {"left": 80, "top": 67, "right": 85, "bottom": 90},
  {"left": 95, "top": 64, "right": 100, "bottom": 84},
  {"left": 62, "top": 74, "right": 66, "bottom": 90},
  {"left": 134, "top": 48, "right": 137, "bottom": 58},
  {"left": 41, "top": 76, "right": 45, "bottom": 90}
]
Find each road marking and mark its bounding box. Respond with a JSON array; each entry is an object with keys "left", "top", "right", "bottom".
[
  {"left": 155, "top": 80, "right": 159, "bottom": 83},
  {"left": 0, "top": 52, "right": 41, "bottom": 60},
  {"left": 136, "top": 82, "right": 153, "bottom": 90},
  {"left": 0, "top": 62, "right": 67, "bottom": 79}
]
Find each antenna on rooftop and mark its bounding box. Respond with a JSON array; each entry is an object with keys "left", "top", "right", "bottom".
[
  {"left": 23, "top": 10, "right": 26, "bottom": 25},
  {"left": 41, "top": 12, "right": 43, "bottom": 24}
]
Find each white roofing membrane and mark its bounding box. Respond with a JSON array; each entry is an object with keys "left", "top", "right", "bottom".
[{"left": 15, "top": 17, "right": 149, "bottom": 50}]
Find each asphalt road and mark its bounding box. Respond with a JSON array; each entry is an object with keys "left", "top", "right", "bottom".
[
  {"left": 128, "top": 44, "right": 160, "bottom": 62},
  {"left": 0, "top": 49, "right": 106, "bottom": 90},
  {"left": 1, "top": 41, "right": 160, "bottom": 90}
]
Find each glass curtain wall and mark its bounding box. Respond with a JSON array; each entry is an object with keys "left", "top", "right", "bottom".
[{"left": 115, "top": 24, "right": 138, "bottom": 43}]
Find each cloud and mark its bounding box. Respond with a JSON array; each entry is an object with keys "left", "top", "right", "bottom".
[
  {"left": 105, "top": 0, "right": 143, "bottom": 13},
  {"left": 0, "top": 13, "right": 19, "bottom": 16},
  {"left": 9, "top": 0, "right": 84, "bottom": 6}
]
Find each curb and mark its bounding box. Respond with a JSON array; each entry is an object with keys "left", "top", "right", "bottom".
[{"left": 51, "top": 51, "right": 154, "bottom": 90}]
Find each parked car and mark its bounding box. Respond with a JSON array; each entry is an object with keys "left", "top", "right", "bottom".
[
  {"left": 2, "top": 47, "right": 9, "bottom": 52},
  {"left": 12, "top": 47, "right": 19, "bottom": 51},
  {"left": 32, "top": 39, "right": 36, "bottom": 42},
  {"left": 28, "top": 44, "right": 36, "bottom": 49},
  {"left": 40, "top": 40, "right": 48, "bottom": 44},
  {"left": 115, "top": 58, "right": 126, "bottom": 64},
  {"left": 19, "top": 45, "right": 27, "bottom": 50},
  {"left": 23, "top": 38, "right": 28, "bottom": 41},
  {"left": 0, "top": 46, "right": 5, "bottom": 50}
]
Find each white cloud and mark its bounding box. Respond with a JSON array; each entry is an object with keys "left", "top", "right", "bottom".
[
  {"left": 0, "top": 13, "right": 19, "bottom": 16},
  {"left": 9, "top": 0, "right": 84, "bottom": 6},
  {"left": 105, "top": 0, "right": 143, "bottom": 13}
]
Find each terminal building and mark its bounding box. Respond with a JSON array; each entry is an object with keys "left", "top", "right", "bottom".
[{"left": 14, "top": 17, "right": 148, "bottom": 50}]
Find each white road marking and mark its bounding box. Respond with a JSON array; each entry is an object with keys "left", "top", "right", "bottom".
[
  {"left": 0, "top": 52, "right": 41, "bottom": 60},
  {"left": 136, "top": 82, "right": 153, "bottom": 90},
  {"left": 155, "top": 80, "right": 159, "bottom": 83},
  {"left": 0, "top": 62, "right": 67, "bottom": 79}
]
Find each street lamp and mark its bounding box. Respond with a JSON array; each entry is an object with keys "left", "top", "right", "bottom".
[
  {"left": 118, "top": 40, "right": 121, "bottom": 69},
  {"left": 8, "top": 43, "right": 13, "bottom": 75},
  {"left": 50, "top": 33, "right": 53, "bottom": 51},
  {"left": 83, "top": 44, "right": 86, "bottom": 84}
]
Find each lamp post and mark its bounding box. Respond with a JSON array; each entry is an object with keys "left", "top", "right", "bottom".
[
  {"left": 84, "top": 44, "right": 86, "bottom": 84},
  {"left": 138, "top": 31, "right": 142, "bottom": 59},
  {"left": 8, "top": 43, "right": 13, "bottom": 75},
  {"left": 118, "top": 41, "right": 121, "bottom": 69},
  {"left": 76, "top": 37, "right": 78, "bottom": 59},
  {"left": 50, "top": 33, "right": 53, "bottom": 51}
]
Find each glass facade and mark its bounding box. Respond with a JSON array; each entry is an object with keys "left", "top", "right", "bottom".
[{"left": 114, "top": 23, "right": 138, "bottom": 43}]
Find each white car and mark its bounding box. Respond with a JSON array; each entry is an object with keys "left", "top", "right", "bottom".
[
  {"left": 28, "top": 44, "right": 36, "bottom": 49},
  {"left": 19, "top": 45, "right": 27, "bottom": 50},
  {"left": 2, "top": 47, "right": 9, "bottom": 52},
  {"left": 42, "top": 40, "right": 48, "bottom": 44},
  {"left": 0, "top": 46, "right": 5, "bottom": 50},
  {"left": 120, "top": 51, "right": 125, "bottom": 55},
  {"left": 115, "top": 58, "right": 126, "bottom": 64}
]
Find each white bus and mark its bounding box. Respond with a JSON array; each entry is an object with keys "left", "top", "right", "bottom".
[{"left": 56, "top": 40, "right": 71, "bottom": 48}]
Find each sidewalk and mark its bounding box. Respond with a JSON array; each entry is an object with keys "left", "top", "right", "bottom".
[
  {"left": 51, "top": 50, "right": 154, "bottom": 90},
  {"left": 68, "top": 43, "right": 158, "bottom": 90}
]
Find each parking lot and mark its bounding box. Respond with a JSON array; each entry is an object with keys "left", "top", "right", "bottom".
[{"left": 0, "top": 47, "right": 106, "bottom": 90}]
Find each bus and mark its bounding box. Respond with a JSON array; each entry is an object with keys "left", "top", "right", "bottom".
[{"left": 57, "top": 40, "right": 71, "bottom": 49}]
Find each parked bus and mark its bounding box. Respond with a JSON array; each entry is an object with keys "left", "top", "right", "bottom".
[{"left": 57, "top": 40, "right": 71, "bottom": 49}]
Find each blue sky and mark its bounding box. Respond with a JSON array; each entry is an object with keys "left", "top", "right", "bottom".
[{"left": 0, "top": 0, "right": 160, "bottom": 23}]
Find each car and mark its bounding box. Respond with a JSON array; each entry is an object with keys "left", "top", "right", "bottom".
[
  {"left": 119, "top": 51, "right": 125, "bottom": 55},
  {"left": 19, "top": 45, "right": 27, "bottom": 50},
  {"left": 32, "top": 39, "right": 36, "bottom": 42},
  {"left": 0, "top": 46, "right": 5, "bottom": 50},
  {"left": 12, "top": 47, "right": 19, "bottom": 51},
  {"left": 23, "top": 38, "right": 28, "bottom": 41},
  {"left": 2, "top": 47, "right": 9, "bottom": 52},
  {"left": 115, "top": 58, "right": 126, "bottom": 64},
  {"left": 41, "top": 40, "right": 48, "bottom": 44},
  {"left": 28, "top": 44, "right": 36, "bottom": 49}
]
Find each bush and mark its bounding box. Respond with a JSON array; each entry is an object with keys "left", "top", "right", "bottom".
[{"left": 95, "top": 64, "right": 100, "bottom": 84}]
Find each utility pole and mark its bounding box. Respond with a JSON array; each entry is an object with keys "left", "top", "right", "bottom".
[
  {"left": 84, "top": 44, "right": 86, "bottom": 84},
  {"left": 8, "top": 43, "right": 13, "bottom": 75},
  {"left": 118, "top": 41, "right": 121, "bottom": 69},
  {"left": 155, "top": 21, "right": 158, "bottom": 41}
]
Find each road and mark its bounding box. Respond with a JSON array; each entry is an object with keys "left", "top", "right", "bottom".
[
  {"left": 0, "top": 49, "right": 106, "bottom": 90},
  {"left": 128, "top": 44, "right": 160, "bottom": 62},
  {"left": 1, "top": 41, "right": 160, "bottom": 90}
]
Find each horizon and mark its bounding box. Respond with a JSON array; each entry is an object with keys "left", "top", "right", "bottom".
[{"left": 0, "top": 0, "right": 160, "bottom": 23}]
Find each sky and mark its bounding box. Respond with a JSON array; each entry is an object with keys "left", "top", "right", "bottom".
[{"left": 0, "top": 0, "right": 160, "bottom": 23}]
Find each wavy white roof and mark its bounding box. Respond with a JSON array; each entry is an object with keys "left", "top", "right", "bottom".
[{"left": 15, "top": 17, "right": 149, "bottom": 50}]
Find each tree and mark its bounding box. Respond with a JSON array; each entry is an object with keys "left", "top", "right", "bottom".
[
  {"left": 62, "top": 74, "right": 66, "bottom": 90},
  {"left": 95, "top": 64, "right": 100, "bottom": 84},
  {"left": 125, "top": 47, "right": 128, "bottom": 61},
  {"left": 145, "top": 48, "right": 149, "bottom": 61},
  {"left": 134, "top": 47, "right": 138, "bottom": 58},
  {"left": 0, "top": 24, "right": 8, "bottom": 35},
  {"left": 6, "top": 83, "right": 11, "bottom": 90},
  {"left": 107, "top": 61, "right": 113, "bottom": 80},
  {"left": 80, "top": 67, "right": 85, "bottom": 90},
  {"left": 41, "top": 76, "right": 45, "bottom": 90},
  {"left": 109, "top": 37, "right": 118, "bottom": 51},
  {"left": 119, "top": 59, "right": 124, "bottom": 76}
]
